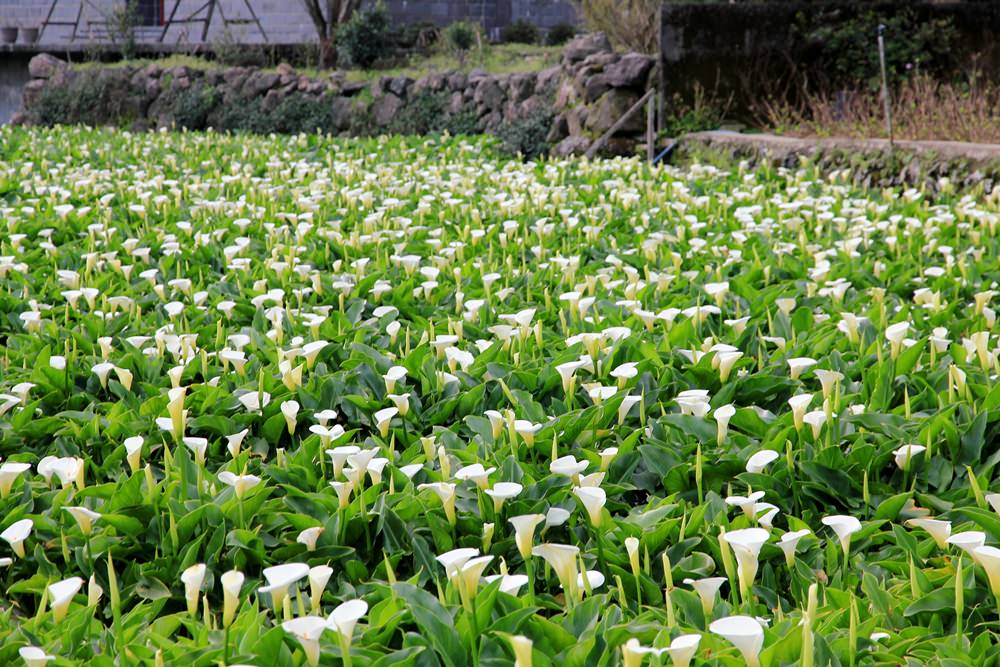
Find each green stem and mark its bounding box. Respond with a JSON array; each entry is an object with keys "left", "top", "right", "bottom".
[
  {"left": 402, "top": 415, "right": 412, "bottom": 449},
  {"left": 470, "top": 594, "right": 481, "bottom": 667},
  {"left": 339, "top": 634, "right": 353, "bottom": 667},
  {"left": 525, "top": 558, "right": 535, "bottom": 606},
  {"left": 359, "top": 487, "right": 372, "bottom": 553},
  {"left": 595, "top": 528, "right": 606, "bottom": 580}
]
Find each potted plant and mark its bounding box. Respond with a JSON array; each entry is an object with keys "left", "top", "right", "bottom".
[
  {"left": 20, "top": 26, "right": 39, "bottom": 44},
  {"left": 0, "top": 25, "right": 17, "bottom": 44}
]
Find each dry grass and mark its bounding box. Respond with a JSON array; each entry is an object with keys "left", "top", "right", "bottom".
[
  {"left": 575, "top": 0, "right": 659, "bottom": 54},
  {"left": 343, "top": 43, "right": 562, "bottom": 82},
  {"left": 761, "top": 74, "right": 1000, "bottom": 144}
]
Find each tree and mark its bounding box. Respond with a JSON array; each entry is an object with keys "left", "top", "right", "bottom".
[{"left": 299, "top": 0, "right": 362, "bottom": 67}]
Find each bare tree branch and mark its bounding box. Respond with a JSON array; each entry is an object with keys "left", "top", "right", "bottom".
[
  {"left": 299, "top": 0, "right": 362, "bottom": 66},
  {"left": 300, "top": 0, "right": 330, "bottom": 39}
]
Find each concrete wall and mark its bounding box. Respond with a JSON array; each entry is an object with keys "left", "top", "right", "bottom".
[
  {"left": 659, "top": 1, "right": 1000, "bottom": 99},
  {"left": 0, "top": 0, "right": 578, "bottom": 45},
  {"left": 0, "top": 53, "right": 31, "bottom": 124}
]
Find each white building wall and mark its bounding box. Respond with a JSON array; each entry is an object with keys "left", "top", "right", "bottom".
[{"left": 0, "top": 0, "right": 576, "bottom": 46}]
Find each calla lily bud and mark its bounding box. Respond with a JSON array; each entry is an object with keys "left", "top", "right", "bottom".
[
  {"left": 509, "top": 635, "right": 533, "bottom": 667},
  {"left": 124, "top": 436, "right": 143, "bottom": 473},
  {"left": 625, "top": 537, "right": 640, "bottom": 576},
  {"left": 713, "top": 404, "right": 736, "bottom": 445},
  {"left": 684, "top": 577, "right": 726, "bottom": 617},
  {"left": 509, "top": 514, "right": 545, "bottom": 559},
  {"left": 1, "top": 518, "right": 32, "bottom": 558},
  {"left": 532, "top": 543, "right": 580, "bottom": 601},
  {"left": 19, "top": 647, "right": 56, "bottom": 667},
  {"left": 308, "top": 565, "right": 333, "bottom": 612},
  {"left": 297, "top": 527, "right": 324, "bottom": 552},
  {"left": 167, "top": 386, "right": 186, "bottom": 441},
  {"left": 281, "top": 616, "right": 326, "bottom": 667},
  {"left": 822, "top": 515, "right": 862, "bottom": 557},
  {"left": 418, "top": 482, "right": 457, "bottom": 525},
  {"left": 0, "top": 462, "right": 30, "bottom": 498},
  {"left": 221, "top": 569, "right": 244, "bottom": 628},
  {"left": 907, "top": 518, "right": 951, "bottom": 549},
  {"left": 281, "top": 400, "right": 299, "bottom": 435},
  {"left": 573, "top": 486, "right": 606, "bottom": 527},
  {"left": 181, "top": 563, "right": 207, "bottom": 615},
  {"left": 49, "top": 576, "right": 84, "bottom": 623},
  {"left": 710, "top": 615, "right": 765, "bottom": 667}
]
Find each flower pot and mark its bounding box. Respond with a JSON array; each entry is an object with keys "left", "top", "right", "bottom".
[
  {"left": 0, "top": 27, "right": 17, "bottom": 44},
  {"left": 20, "top": 27, "right": 39, "bottom": 44}
]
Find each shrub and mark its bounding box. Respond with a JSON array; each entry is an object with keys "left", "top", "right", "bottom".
[
  {"left": 387, "top": 92, "right": 447, "bottom": 135},
  {"left": 501, "top": 19, "right": 539, "bottom": 45},
  {"left": 545, "top": 22, "right": 577, "bottom": 46},
  {"left": 388, "top": 92, "right": 483, "bottom": 136},
  {"left": 495, "top": 110, "right": 554, "bottom": 160},
  {"left": 795, "top": 9, "right": 959, "bottom": 89},
  {"left": 660, "top": 84, "right": 732, "bottom": 137},
  {"left": 29, "top": 70, "right": 139, "bottom": 127},
  {"left": 444, "top": 21, "right": 477, "bottom": 56},
  {"left": 107, "top": 1, "right": 139, "bottom": 61},
  {"left": 212, "top": 97, "right": 276, "bottom": 134},
  {"left": 269, "top": 95, "right": 338, "bottom": 134},
  {"left": 395, "top": 21, "right": 439, "bottom": 51},
  {"left": 167, "top": 85, "right": 220, "bottom": 131},
  {"left": 440, "top": 110, "right": 480, "bottom": 136},
  {"left": 337, "top": 5, "right": 394, "bottom": 68},
  {"left": 211, "top": 27, "right": 269, "bottom": 67}
]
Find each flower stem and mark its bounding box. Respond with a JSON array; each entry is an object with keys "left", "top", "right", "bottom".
[
  {"left": 525, "top": 558, "right": 535, "bottom": 606},
  {"left": 470, "top": 594, "right": 481, "bottom": 667},
  {"left": 339, "top": 634, "right": 353, "bottom": 667}
]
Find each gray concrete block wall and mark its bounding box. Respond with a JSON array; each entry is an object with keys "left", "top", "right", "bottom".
[
  {"left": 0, "top": 0, "right": 578, "bottom": 45},
  {"left": 511, "top": 0, "right": 577, "bottom": 27}
]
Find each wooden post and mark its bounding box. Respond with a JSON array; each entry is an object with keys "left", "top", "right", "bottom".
[
  {"left": 877, "top": 24, "right": 893, "bottom": 147},
  {"left": 657, "top": 2, "right": 664, "bottom": 134},
  {"left": 646, "top": 92, "right": 655, "bottom": 164}
]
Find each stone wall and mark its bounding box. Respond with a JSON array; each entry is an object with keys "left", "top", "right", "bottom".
[{"left": 15, "top": 34, "right": 656, "bottom": 157}]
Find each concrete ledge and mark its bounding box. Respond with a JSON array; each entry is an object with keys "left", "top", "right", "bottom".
[
  {"left": 675, "top": 131, "right": 1000, "bottom": 194},
  {"left": 682, "top": 131, "right": 1000, "bottom": 163}
]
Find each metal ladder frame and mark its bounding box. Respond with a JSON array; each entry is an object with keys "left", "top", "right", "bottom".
[
  {"left": 39, "top": 0, "right": 269, "bottom": 46},
  {"left": 159, "top": 0, "right": 268, "bottom": 44}
]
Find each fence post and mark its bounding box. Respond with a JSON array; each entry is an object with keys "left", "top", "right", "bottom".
[
  {"left": 877, "top": 24, "right": 894, "bottom": 147},
  {"left": 646, "top": 92, "right": 655, "bottom": 164}
]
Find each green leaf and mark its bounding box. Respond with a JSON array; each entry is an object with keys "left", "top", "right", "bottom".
[{"left": 393, "top": 583, "right": 465, "bottom": 667}]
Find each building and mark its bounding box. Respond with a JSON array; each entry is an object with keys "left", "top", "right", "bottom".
[{"left": 0, "top": 0, "right": 578, "bottom": 47}]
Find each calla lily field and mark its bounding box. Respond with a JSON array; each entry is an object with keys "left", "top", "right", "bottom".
[{"left": 2, "top": 124, "right": 1000, "bottom": 666}]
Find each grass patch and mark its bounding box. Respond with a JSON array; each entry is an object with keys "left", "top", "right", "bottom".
[{"left": 71, "top": 43, "right": 561, "bottom": 81}]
